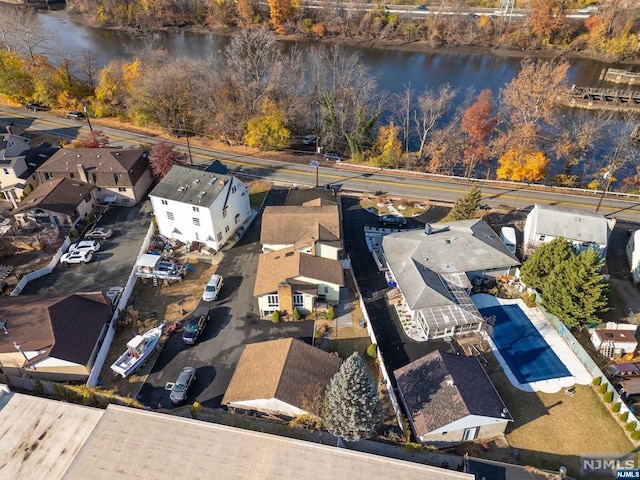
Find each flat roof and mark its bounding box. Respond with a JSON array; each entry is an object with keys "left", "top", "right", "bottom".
[
  {"left": 0, "top": 390, "right": 103, "bottom": 480},
  {"left": 63, "top": 405, "right": 472, "bottom": 480}
]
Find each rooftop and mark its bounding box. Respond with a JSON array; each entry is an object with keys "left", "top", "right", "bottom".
[
  {"left": 11, "top": 177, "right": 95, "bottom": 216},
  {"left": 149, "top": 164, "right": 237, "bottom": 205},
  {"left": 394, "top": 350, "right": 511, "bottom": 437},
  {"left": 41, "top": 148, "right": 144, "bottom": 173},
  {"left": 261, "top": 200, "right": 341, "bottom": 246},
  {"left": 595, "top": 329, "right": 638, "bottom": 344},
  {"left": 223, "top": 338, "right": 341, "bottom": 415},
  {"left": 527, "top": 203, "right": 613, "bottom": 245},
  {"left": 253, "top": 248, "right": 344, "bottom": 296},
  {"left": 63, "top": 405, "right": 473, "bottom": 480}
]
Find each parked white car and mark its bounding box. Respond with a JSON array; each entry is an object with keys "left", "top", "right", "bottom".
[
  {"left": 202, "top": 274, "right": 223, "bottom": 301},
  {"left": 61, "top": 251, "right": 93, "bottom": 264},
  {"left": 69, "top": 240, "right": 101, "bottom": 254},
  {"left": 85, "top": 227, "right": 113, "bottom": 239}
]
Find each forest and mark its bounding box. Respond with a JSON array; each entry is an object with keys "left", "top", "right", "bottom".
[{"left": 0, "top": 3, "right": 639, "bottom": 191}]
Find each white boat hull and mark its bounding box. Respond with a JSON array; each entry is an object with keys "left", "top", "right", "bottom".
[{"left": 110, "top": 324, "right": 164, "bottom": 378}]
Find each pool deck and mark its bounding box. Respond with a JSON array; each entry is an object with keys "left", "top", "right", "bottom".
[{"left": 472, "top": 294, "right": 592, "bottom": 393}]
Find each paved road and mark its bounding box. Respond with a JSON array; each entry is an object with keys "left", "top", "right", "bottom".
[
  {"left": 137, "top": 189, "right": 314, "bottom": 409},
  {"left": 21, "top": 202, "right": 152, "bottom": 295},
  {"left": 2, "top": 107, "right": 640, "bottom": 222}
]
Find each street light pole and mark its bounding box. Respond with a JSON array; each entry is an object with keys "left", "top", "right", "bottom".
[
  {"left": 182, "top": 117, "right": 193, "bottom": 166},
  {"left": 310, "top": 160, "right": 320, "bottom": 188},
  {"left": 596, "top": 170, "right": 612, "bottom": 213},
  {"left": 83, "top": 104, "right": 93, "bottom": 133}
]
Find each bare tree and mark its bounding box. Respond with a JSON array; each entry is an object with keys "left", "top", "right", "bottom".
[
  {"left": 12, "top": 9, "right": 54, "bottom": 62},
  {"left": 80, "top": 49, "right": 100, "bottom": 89},
  {"left": 413, "top": 84, "right": 457, "bottom": 157}
]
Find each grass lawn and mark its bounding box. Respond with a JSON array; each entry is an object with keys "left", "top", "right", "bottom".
[
  {"left": 360, "top": 196, "right": 430, "bottom": 218},
  {"left": 246, "top": 180, "right": 272, "bottom": 209},
  {"left": 481, "top": 358, "right": 635, "bottom": 479}
]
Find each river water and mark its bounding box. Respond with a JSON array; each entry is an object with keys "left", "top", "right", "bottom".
[{"left": 38, "top": 9, "right": 609, "bottom": 96}]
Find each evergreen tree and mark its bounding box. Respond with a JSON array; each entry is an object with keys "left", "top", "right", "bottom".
[
  {"left": 541, "top": 248, "right": 611, "bottom": 327},
  {"left": 324, "top": 352, "right": 383, "bottom": 441},
  {"left": 520, "top": 237, "right": 575, "bottom": 292},
  {"left": 446, "top": 186, "right": 482, "bottom": 221}
]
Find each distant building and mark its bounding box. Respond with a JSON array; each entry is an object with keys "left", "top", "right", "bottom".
[
  {"left": 382, "top": 219, "right": 519, "bottom": 340},
  {"left": 523, "top": 204, "right": 614, "bottom": 257},
  {"left": 11, "top": 177, "right": 96, "bottom": 230},
  {"left": 223, "top": 338, "right": 341, "bottom": 417},
  {"left": 590, "top": 323, "right": 638, "bottom": 358},
  {"left": 0, "top": 292, "right": 112, "bottom": 382},
  {"left": 37, "top": 148, "right": 152, "bottom": 206},
  {"left": 626, "top": 230, "right": 640, "bottom": 283},
  {"left": 149, "top": 165, "right": 251, "bottom": 251},
  {"left": 253, "top": 247, "right": 344, "bottom": 317},
  {"left": 395, "top": 350, "right": 512, "bottom": 447}
]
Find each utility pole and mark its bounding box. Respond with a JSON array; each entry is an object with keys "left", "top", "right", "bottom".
[
  {"left": 181, "top": 117, "right": 193, "bottom": 166},
  {"left": 83, "top": 104, "right": 93, "bottom": 133},
  {"left": 595, "top": 170, "right": 612, "bottom": 213}
]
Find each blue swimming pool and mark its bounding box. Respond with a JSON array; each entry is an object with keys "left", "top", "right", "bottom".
[{"left": 479, "top": 304, "right": 571, "bottom": 384}]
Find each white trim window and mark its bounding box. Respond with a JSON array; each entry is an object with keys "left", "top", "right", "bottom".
[
  {"left": 293, "top": 293, "right": 304, "bottom": 307},
  {"left": 267, "top": 294, "right": 279, "bottom": 307}
]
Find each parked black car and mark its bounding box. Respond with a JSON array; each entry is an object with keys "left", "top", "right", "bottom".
[
  {"left": 66, "top": 111, "right": 86, "bottom": 120},
  {"left": 23, "top": 102, "right": 48, "bottom": 112},
  {"left": 182, "top": 312, "right": 211, "bottom": 345},
  {"left": 378, "top": 215, "right": 407, "bottom": 227},
  {"left": 169, "top": 367, "right": 196, "bottom": 404}
]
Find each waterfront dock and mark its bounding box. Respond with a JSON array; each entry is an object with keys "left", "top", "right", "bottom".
[
  {"left": 560, "top": 85, "right": 640, "bottom": 113},
  {"left": 600, "top": 68, "right": 640, "bottom": 86}
]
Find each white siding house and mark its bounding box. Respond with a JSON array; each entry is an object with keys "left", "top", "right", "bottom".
[
  {"left": 627, "top": 230, "right": 640, "bottom": 284},
  {"left": 149, "top": 165, "right": 251, "bottom": 251},
  {"left": 523, "top": 204, "right": 615, "bottom": 257},
  {"left": 590, "top": 323, "right": 638, "bottom": 358}
]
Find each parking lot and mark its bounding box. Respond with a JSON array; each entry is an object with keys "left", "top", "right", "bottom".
[
  {"left": 21, "top": 201, "right": 153, "bottom": 296},
  {"left": 137, "top": 189, "right": 314, "bottom": 409}
]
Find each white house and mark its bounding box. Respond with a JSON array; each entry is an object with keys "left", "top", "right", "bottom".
[
  {"left": 253, "top": 248, "right": 344, "bottom": 317},
  {"left": 260, "top": 198, "right": 342, "bottom": 260},
  {"left": 222, "top": 338, "right": 341, "bottom": 417},
  {"left": 149, "top": 165, "right": 251, "bottom": 251},
  {"left": 626, "top": 230, "right": 640, "bottom": 284},
  {"left": 523, "top": 204, "right": 615, "bottom": 257},
  {"left": 395, "top": 350, "right": 512, "bottom": 447},
  {"left": 590, "top": 323, "right": 638, "bottom": 358},
  {"left": 382, "top": 219, "right": 520, "bottom": 340}
]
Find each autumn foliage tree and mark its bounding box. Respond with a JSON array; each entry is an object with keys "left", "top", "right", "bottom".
[
  {"left": 149, "top": 142, "right": 181, "bottom": 180},
  {"left": 371, "top": 122, "right": 402, "bottom": 168},
  {"left": 461, "top": 89, "right": 494, "bottom": 176},
  {"left": 268, "top": 0, "right": 297, "bottom": 33},
  {"left": 497, "top": 148, "right": 549, "bottom": 181},
  {"left": 244, "top": 98, "right": 290, "bottom": 150},
  {"left": 69, "top": 130, "right": 110, "bottom": 148}
]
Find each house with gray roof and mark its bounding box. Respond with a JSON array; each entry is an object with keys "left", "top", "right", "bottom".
[
  {"left": 523, "top": 204, "right": 615, "bottom": 257},
  {"left": 0, "top": 292, "right": 112, "bottom": 382},
  {"left": 395, "top": 350, "right": 512, "bottom": 447},
  {"left": 223, "top": 338, "right": 341, "bottom": 417},
  {"left": 149, "top": 165, "right": 251, "bottom": 251},
  {"left": 382, "top": 219, "right": 519, "bottom": 340}
]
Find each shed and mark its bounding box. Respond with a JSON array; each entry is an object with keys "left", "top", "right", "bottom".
[
  {"left": 607, "top": 363, "right": 640, "bottom": 378},
  {"left": 135, "top": 254, "right": 161, "bottom": 269},
  {"left": 590, "top": 325, "right": 638, "bottom": 358},
  {"left": 619, "top": 378, "right": 640, "bottom": 397}
]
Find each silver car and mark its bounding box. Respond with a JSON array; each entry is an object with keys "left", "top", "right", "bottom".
[
  {"left": 170, "top": 367, "right": 196, "bottom": 404},
  {"left": 69, "top": 240, "right": 101, "bottom": 254},
  {"left": 85, "top": 227, "right": 113, "bottom": 239}
]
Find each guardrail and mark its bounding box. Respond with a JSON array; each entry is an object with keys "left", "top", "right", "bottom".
[
  {"left": 87, "top": 222, "right": 156, "bottom": 387},
  {"left": 10, "top": 237, "right": 70, "bottom": 296}
]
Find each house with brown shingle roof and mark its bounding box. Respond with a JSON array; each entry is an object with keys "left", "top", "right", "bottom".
[
  {"left": 0, "top": 292, "right": 112, "bottom": 382},
  {"left": 260, "top": 198, "right": 342, "bottom": 260},
  {"left": 11, "top": 177, "right": 97, "bottom": 229},
  {"left": 254, "top": 247, "right": 344, "bottom": 317},
  {"left": 394, "top": 350, "right": 512, "bottom": 447},
  {"left": 222, "top": 338, "right": 341, "bottom": 417},
  {"left": 37, "top": 148, "right": 152, "bottom": 206}
]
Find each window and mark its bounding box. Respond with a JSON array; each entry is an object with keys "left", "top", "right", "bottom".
[
  {"left": 3, "top": 168, "right": 9, "bottom": 175},
  {"left": 84, "top": 194, "right": 92, "bottom": 203},
  {"left": 193, "top": 217, "right": 200, "bottom": 226},
  {"left": 92, "top": 173, "right": 97, "bottom": 183},
  {"left": 44, "top": 172, "right": 52, "bottom": 180},
  {"left": 192, "top": 206, "right": 199, "bottom": 212},
  {"left": 235, "top": 213, "right": 240, "bottom": 225},
  {"left": 225, "top": 225, "right": 229, "bottom": 233},
  {"left": 324, "top": 286, "right": 329, "bottom": 293},
  {"left": 231, "top": 185, "right": 237, "bottom": 194},
  {"left": 267, "top": 294, "right": 279, "bottom": 307},
  {"left": 293, "top": 294, "right": 304, "bottom": 306},
  {"left": 195, "top": 232, "right": 200, "bottom": 240},
  {"left": 97, "top": 187, "right": 102, "bottom": 192},
  {"left": 69, "top": 173, "right": 75, "bottom": 179},
  {"left": 122, "top": 199, "right": 130, "bottom": 204},
  {"left": 113, "top": 173, "right": 123, "bottom": 183},
  {"left": 118, "top": 187, "right": 126, "bottom": 192},
  {"left": 161, "top": 199, "right": 168, "bottom": 205},
  {"left": 538, "top": 235, "right": 546, "bottom": 241},
  {"left": 216, "top": 232, "right": 222, "bottom": 241},
  {"left": 167, "top": 212, "right": 175, "bottom": 221},
  {"left": 222, "top": 208, "right": 228, "bottom": 218}
]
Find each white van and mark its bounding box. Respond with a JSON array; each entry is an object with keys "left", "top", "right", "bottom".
[{"left": 500, "top": 227, "right": 517, "bottom": 254}]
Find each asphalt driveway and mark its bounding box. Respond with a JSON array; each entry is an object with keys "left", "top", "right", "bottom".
[
  {"left": 21, "top": 201, "right": 153, "bottom": 295},
  {"left": 137, "top": 188, "right": 314, "bottom": 409}
]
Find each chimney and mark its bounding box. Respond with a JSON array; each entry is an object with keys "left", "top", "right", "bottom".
[
  {"left": 425, "top": 224, "right": 433, "bottom": 235},
  {"left": 76, "top": 164, "right": 89, "bottom": 183},
  {"left": 219, "top": 179, "right": 225, "bottom": 186},
  {"left": 277, "top": 283, "right": 293, "bottom": 316},
  {"left": 5, "top": 125, "right": 12, "bottom": 134}
]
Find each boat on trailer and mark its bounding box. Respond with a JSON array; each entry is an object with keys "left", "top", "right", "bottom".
[{"left": 110, "top": 323, "right": 165, "bottom": 378}]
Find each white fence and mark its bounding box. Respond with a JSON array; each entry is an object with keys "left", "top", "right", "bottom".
[
  {"left": 347, "top": 266, "right": 405, "bottom": 430},
  {"left": 10, "top": 237, "right": 70, "bottom": 296},
  {"left": 87, "top": 222, "right": 156, "bottom": 387}
]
